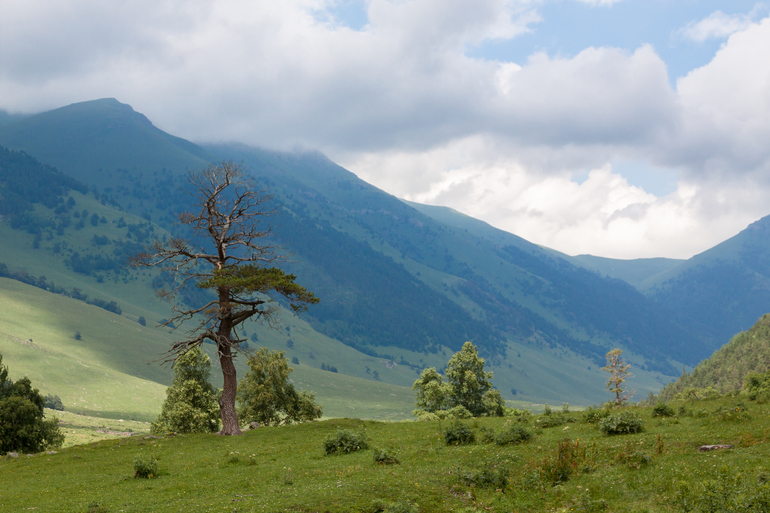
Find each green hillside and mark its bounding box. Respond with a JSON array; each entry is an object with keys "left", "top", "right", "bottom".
[
  {"left": 657, "top": 313, "right": 770, "bottom": 401},
  {"left": 4, "top": 397, "right": 770, "bottom": 512},
  {"left": 0, "top": 278, "right": 419, "bottom": 422},
  {"left": 0, "top": 99, "right": 694, "bottom": 407},
  {"left": 570, "top": 254, "right": 684, "bottom": 290}
]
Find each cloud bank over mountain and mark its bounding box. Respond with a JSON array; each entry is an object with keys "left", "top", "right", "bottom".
[{"left": 2, "top": 0, "right": 768, "bottom": 258}]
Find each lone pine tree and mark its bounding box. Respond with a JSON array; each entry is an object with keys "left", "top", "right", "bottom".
[{"left": 133, "top": 161, "right": 318, "bottom": 435}]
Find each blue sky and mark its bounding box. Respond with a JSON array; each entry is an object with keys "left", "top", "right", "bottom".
[{"left": 2, "top": 0, "right": 769, "bottom": 258}]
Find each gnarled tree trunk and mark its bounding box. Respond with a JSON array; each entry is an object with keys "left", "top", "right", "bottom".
[{"left": 217, "top": 340, "right": 242, "bottom": 436}]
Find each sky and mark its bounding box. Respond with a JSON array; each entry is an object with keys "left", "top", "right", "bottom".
[{"left": 2, "top": 0, "right": 769, "bottom": 259}]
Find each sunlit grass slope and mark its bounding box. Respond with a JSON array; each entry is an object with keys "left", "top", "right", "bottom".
[
  {"left": 3, "top": 396, "right": 770, "bottom": 512},
  {"left": 0, "top": 277, "right": 417, "bottom": 422}
]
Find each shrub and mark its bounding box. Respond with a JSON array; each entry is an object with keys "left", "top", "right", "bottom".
[
  {"left": 534, "top": 438, "right": 588, "bottom": 485},
  {"left": 714, "top": 402, "right": 750, "bottom": 422},
  {"left": 133, "top": 454, "right": 158, "bottom": 478},
  {"left": 496, "top": 423, "right": 533, "bottom": 446},
  {"left": 537, "top": 414, "right": 570, "bottom": 428},
  {"left": 372, "top": 448, "right": 399, "bottom": 465},
  {"left": 151, "top": 347, "right": 220, "bottom": 434},
  {"left": 459, "top": 466, "right": 510, "bottom": 490},
  {"left": 44, "top": 394, "right": 65, "bottom": 411},
  {"left": 651, "top": 402, "right": 675, "bottom": 417},
  {"left": 238, "top": 348, "right": 322, "bottom": 426},
  {"left": 444, "top": 421, "right": 475, "bottom": 445},
  {"left": 369, "top": 499, "right": 419, "bottom": 513},
  {"left": 323, "top": 428, "right": 369, "bottom": 455},
  {"left": 583, "top": 406, "right": 610, "bottom": 424},
  {"left": 479, "top": 427, "right": 496, "bottom": 444},
  {"left": 599, "top": 412, "right": 644, "bottom": 435}
]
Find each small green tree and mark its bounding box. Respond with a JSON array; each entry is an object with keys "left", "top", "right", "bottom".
[
  {"left": 412, "top": 342, "right": 504, "bottom": 417},
  {"left": 151, "top": 347, "right": 220, "bottom": 434},
  {"left": 412, "top": 367, "right": 450, "bottom": 413},
  {"left": 602, "top": 348, "right": 633, "bottom": 405},
  {"left": 445, "top": 341, "right": 497, "bottom": 416},
  {"left": 0, "top": 354, "right": 64, "bottom": 454},
  {"left": 237, "top": 348, "right": 322, "bottom": 426}
]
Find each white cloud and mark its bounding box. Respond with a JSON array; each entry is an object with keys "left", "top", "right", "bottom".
[
  {"left": 678, "top": 10, "right": 754, "bottom": 42},
  {"left": 572, "top": 0, "right": 623, "bottom": 6},
  {"left": 1, "top": 1, "right": 770, "bottom": 258}
]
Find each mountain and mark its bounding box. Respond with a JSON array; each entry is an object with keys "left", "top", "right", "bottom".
[
  {"left": 657, "top": 313, "right": 770, "bottom": 400},
  {"left": 575, "top": 216, "right": 770, "bottom": 355},
  {"left": 0, "top": 98, "right": 723, "bottom": 408}
]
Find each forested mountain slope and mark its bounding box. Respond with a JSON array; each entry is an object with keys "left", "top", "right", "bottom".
[{"left": 658, "top": 314, "right": 770, "bottom": 401}]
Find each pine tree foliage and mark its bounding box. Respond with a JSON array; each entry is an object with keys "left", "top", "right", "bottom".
[
  {"left": 237, "top": 348, "right": 322, "bottom": 426},
  {"left": 151, "top": 347, "right": 220, "bottom": 434}
]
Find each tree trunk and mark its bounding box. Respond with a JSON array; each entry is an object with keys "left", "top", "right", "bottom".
[{"left": 216, "top": 326, "right": 243, "bottom": 435}]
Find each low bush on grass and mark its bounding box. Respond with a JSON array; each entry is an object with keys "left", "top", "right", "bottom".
[
  {"left": 372, "top": 447, "right": 399, "bottom": 465},
  {"left": 531, "top": 438, "right": 590, "bottom": 485},
  {"left": 495, "top": 423, "right": 533, "bottom": 446},
  {"left": 369, "top": 499, "right": 419, "bottom": 513},
  {"left": 444, "top": 421, "right": 475, "bottom": 445},
  {"left": 672, "top": 467, "right": 770, "bottom": 512},
  {"left": 323, "top": 428, "right": 369, "bottom": 455},
  {"left": 714, "top": 402, "right": 750, "bottom": 422},
  {"left": 583, "top": 406, "right": 610, "bottom": 424},
  {"left": 458, "top": 465, "right": 510, "bottom": 490},
  {"left": 599, "top": 411, "right": 643, "bottom": 435},
  {"left": 536, "top": 413, "right": 575, "bottom": 428},
  {"left": 652, "top": 402, "right": 675, "bottom": 417},
  {"left": 133, "top": 454, "right": 158, "bottom": 478}
]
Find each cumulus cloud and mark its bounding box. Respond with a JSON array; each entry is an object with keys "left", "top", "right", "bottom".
[
  {"left": 1, "top": 0, "right": 770, "bottom": 258},
  {"left": 678, "top": 10, "right": 755, "bottom": 42}
]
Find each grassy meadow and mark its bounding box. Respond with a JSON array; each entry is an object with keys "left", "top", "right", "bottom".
[{"left": 4, "top": 395, "right": 770, "bottom": 512}]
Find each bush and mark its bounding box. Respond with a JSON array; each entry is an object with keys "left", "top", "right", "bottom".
[
  {"left": 372, "top": 447, "right": 399, "bottom": 465},
  {"left": 323, "top": 428, "right": 369, "bottom": 455},
  {"left": 133, "top": 454, "right": 158, "bottom": 478},
  {"left": 582, "top": 406, "right": 610, "bottom": 424},
  {"left": 151, "top": 347, "right": 220, "bottom": 434},
  {"left": 651, "top": 402, "right": 675, "bottom": 418},
  {"left": 44, "top": 394, "right": 65, "bottom": 411},
  {"left": 238, "top": 348, "right": 322, "bottom": 426},
  {"left": 444, "top": 421, "right": 475, "bottom": 445},
  {"left": 459, "top": 465, "right": 510, "bottom": 490},
  {"left": 496, "top": 423, "right": 533, "bottom": 446},
  {"left": 537, "top": 414, "right": 572, "bottom": 428},
  {"left": 534, "top": 438, "right": 589, "bottom": 485},
  {"left": 0, "top": 355, "right": 64, "bottom": 454},
  {"left": 369, "top": 499, "right": 419, "bottom": 513},
  {"left": 599, "top": 412, "right": 644, "bottom": 435}
]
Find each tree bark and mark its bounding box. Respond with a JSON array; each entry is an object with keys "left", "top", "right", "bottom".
[{"left": 217, "top": 341, "right": 243, "bottom": 435}]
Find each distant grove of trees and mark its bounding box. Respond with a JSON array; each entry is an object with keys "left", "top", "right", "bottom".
[{"left": 0, "top": 262, "right": 122, "bottom": 315}]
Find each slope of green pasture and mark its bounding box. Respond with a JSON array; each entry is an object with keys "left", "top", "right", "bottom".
[
  {"left": 570, "top": 254, "right": 684, "bottom": 290},
  {"left": 3, "top": 396, "right": 770, "bottom": 512},
  {"left": 0, "top": 277, "right": 418, "bottom": 421}
]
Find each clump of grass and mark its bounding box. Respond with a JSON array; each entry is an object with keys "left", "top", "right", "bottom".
[
  {"left": 133, "top": 454, "right": 158, "bottom": 479},
  {"left": 458, "top": 465, "right": 510, "bottom": 490},
  {"left": 323, "top": 428, "right": 369, "bottom": 455},
  {"left": 372, "top": 447, "right": 399, "bottom": 465},
  {"left": 85, "top": 502, "right": 108, "bottom": 513},
  {"left": 599, "top": 411, "right": 643, "bottom": 435},
  {"left": 444, "top": 421, "right": 475, "bottom": 446},
  {"left": 369, "top": 499, "right": 419, "bottom": 513},
  {"left": 530, "top": 438, "right": 591, "bottom": 486}
]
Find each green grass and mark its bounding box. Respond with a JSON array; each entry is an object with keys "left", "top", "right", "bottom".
[
  {"left": 3, "top": 395, "right": 770, "bottom": 512},
  {"left": 0, "top": 277, "right": 419, "bottom": 422},
  {"left": 52, "top": 410, "right": 151, "bottom": 448}
]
